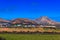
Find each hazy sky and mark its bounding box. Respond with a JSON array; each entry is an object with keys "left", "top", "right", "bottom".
[{"left": 0, "top": 0, "right": 60, "bottom": 21}]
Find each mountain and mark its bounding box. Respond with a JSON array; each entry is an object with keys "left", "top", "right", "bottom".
[
  {"left": 35, "top": 16, "right": 60, "bottom": 25},
  {"left": 0, "top": 18, "right": 10, "bottom": 23},
  {"left": 11, "top": 18, "right": 37, "bottom": 24},
  {"left": 0, "top": 16, "right": 60, "bottom": 28},
  {"left": 0, "top": 16, "right": 59, "bottom": 26},
  {"left": 11, "top": 16, "right": 60, "bottom": 25}
]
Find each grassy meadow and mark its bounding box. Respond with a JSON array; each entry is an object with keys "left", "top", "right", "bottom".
[{"left": 0, "top": 34, "right": 60, "bottom": 40}]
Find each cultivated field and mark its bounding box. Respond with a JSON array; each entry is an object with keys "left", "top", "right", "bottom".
[{"left": 0, "top": 34, "right": 60, "bottom": 40}]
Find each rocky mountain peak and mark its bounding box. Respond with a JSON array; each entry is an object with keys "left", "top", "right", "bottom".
[{"left": 35, "top": 16, "right": 58, "bottom": 25}]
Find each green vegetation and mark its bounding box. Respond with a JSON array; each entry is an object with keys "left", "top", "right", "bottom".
[{"left": 0, "top": 34, "right": 60, "bottom": 40}]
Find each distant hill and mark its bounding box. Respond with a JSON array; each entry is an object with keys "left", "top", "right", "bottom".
[
  {"left": 0, "top": 18, "right": 10, "bottom": 23},
  {"left": 11, "top": 18, "right": 37, "bottom": 24}
]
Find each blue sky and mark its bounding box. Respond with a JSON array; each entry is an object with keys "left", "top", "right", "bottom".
[{"left": 0, "top": 0, "right": 60, "bottom": 21}]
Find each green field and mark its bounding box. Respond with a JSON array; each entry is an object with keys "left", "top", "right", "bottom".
[{"left": 0, "top": 34, "right": 60, "bottom": 40}]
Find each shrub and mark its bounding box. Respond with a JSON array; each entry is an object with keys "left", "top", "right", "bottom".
[{"left": 0, "top": 37, "right": 6, "bottom": 40}]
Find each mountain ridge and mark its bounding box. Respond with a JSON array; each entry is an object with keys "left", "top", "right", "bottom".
[{"left": 0, "top": 16, "right": 60, "bottom": 25}]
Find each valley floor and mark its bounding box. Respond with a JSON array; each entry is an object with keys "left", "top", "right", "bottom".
[{"left": 0, "top": 34, "right": 60, "bottom": 40}]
